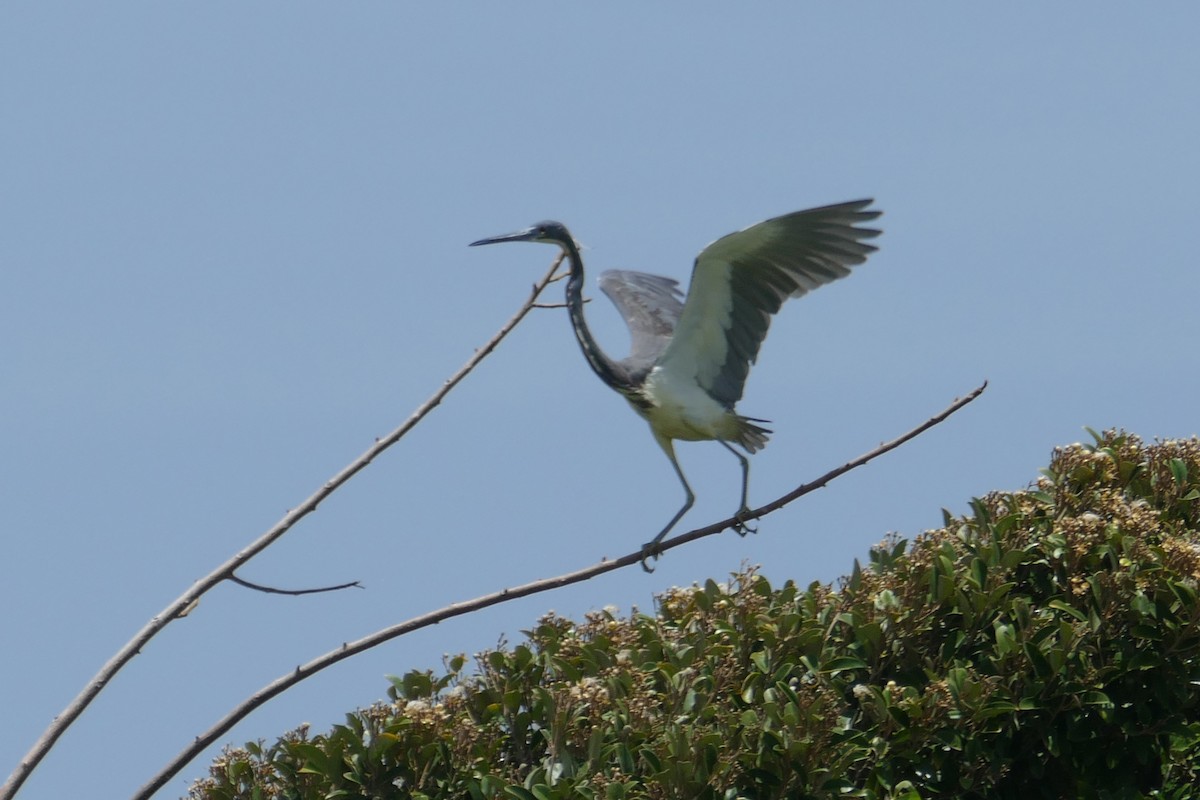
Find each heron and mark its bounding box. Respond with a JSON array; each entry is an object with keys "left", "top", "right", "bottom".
[{"left": 471, "top": 199, "right": 881, "bottom": 570}]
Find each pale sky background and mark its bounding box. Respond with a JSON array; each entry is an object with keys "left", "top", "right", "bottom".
[{"left": 3, "top": 4, "right": 1198, "bottom": 798}]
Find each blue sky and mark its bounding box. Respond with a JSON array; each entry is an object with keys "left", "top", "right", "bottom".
[{"left": 3, "top": 4, "right": 1198, "bottom": 797}]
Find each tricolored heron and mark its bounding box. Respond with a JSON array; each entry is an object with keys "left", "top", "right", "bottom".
[{"left": 471, "top": 199, "right": 881, "bottom": 570}]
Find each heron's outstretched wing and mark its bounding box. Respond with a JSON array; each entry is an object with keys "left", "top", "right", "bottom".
[
  {"left": 655, "top": 199, "right": 881, "bottom": 407},
  {"left": 599, "top": 269, "right": 685, "bottom": 372}
]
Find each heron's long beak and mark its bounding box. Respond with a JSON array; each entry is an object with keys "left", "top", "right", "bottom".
[{"left": 469, "top": 228, "right": 538, "bottom": 247}]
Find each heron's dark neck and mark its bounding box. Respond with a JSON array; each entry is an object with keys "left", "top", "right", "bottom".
[{"left": 562, "top": 239, "right": 630, "bottom": 390}]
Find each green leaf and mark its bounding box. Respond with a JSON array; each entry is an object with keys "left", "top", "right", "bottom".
[
  {"left": 1047, "top": 599, "right": 1087, "bottom": 622},
  {"left": 994, "top": 622, "right": 1016, "bottom": 658},
  {"left": 978, "top": 700, "right": 1018, "bottom": 719},
  {"left": 617, "top": 743, "right": 635, "bottom": 773},
  {"left": 1023, "top": 641, "right": 1052, "bottom": 677},
  {"left": 821, "top": 657, "right": 868, "bottom": 674}
]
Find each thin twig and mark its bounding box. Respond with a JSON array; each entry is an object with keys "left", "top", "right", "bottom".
[
  {"left": 534, "top": 297, "right": 589, "bottom": 309},
  {"left": 227, "top": 575, "right": 363, "bottom": 596},
  {"left": 132, "top": 381, "right": 985, "bottom": 799},
  {"left": 0, "top": 255, "right": 566, "bottom": 800}
]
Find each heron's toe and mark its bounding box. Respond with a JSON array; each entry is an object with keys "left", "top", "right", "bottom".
[
  {"left": 639, "top": 541, "right": 662, "bottom": 573},
  {"left": 733, "top": 508, "right": 758, "bottom": 537}
]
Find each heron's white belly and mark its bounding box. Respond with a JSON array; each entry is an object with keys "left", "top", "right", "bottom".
[{"left": 633, "top": 367, "right": 740, "bottom": 442}]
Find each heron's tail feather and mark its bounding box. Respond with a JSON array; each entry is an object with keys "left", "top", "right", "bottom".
[{"left": 733, "top": 416, "right": 772, "bottom": 453}]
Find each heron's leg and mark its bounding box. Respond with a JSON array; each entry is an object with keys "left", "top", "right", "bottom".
[
  {"left": 640, "top": 434, "right": 694, "bottom": 572},
  {"left": 718, "top": 441, "right": 757, "bottom": 537}
]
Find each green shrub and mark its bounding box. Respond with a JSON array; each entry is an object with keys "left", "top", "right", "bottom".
[{"left": 189, "top": 431, "right": 1200, "bottom": 799}]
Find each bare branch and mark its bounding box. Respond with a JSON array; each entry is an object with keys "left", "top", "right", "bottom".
[
  {"left": 535, "top": 295, "right": 590, "bottom": 310},
  {"left": 0, "top": 254, "right": 566, "bottom": 800},
  {"left": 227, "top": 574, "right": 363, "bottom": 596},
  {"left": 132, "top": 381, "right": 985, "bottom": 799},
  {"left": 647, "top": 380, "right": 989, "bottom": 561}
]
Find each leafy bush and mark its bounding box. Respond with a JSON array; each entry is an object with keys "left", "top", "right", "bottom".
[{"left": 189, "top": 431, "right": 1200, "bottom": 799}]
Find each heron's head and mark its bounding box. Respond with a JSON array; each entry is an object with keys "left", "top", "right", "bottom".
[{"left": 469, "top": 220, "right": 574, "bottom": 250}]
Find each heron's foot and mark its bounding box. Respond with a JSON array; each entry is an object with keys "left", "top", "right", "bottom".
[
  {"left": 639, "top": 541, "right": 663, "bottom": 573},
  {"left": 732, "top": 507, "right": 758, "bottom": 537}
]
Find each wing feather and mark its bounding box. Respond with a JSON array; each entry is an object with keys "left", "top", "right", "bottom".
[
  {"left": 598, "top": 269, "right": 685, "bottom": 375},
  {"left": 654, "top": 199, "right": 881, "bottom": 407}
]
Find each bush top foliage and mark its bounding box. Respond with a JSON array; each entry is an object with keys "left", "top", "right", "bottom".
[{"left": 190, "top": 431, "right": 1200, "bottom": 800}]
